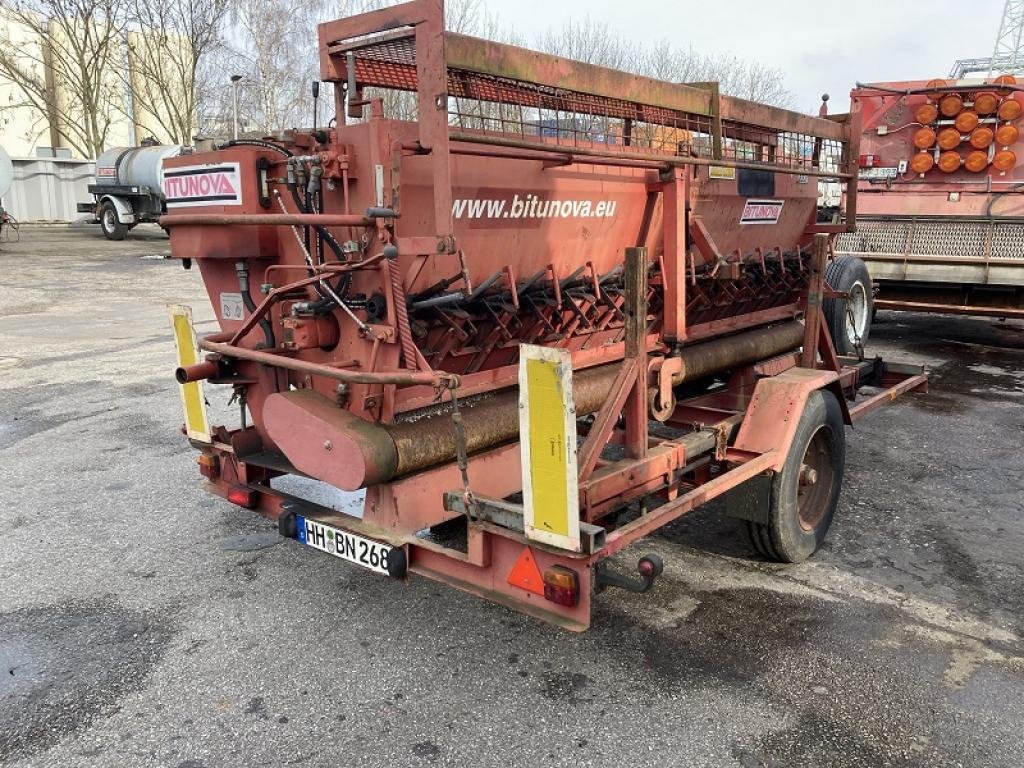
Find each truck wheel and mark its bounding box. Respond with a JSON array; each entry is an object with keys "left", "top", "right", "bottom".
[
  {"left": 746, "top": 389, "right": 845, "bottom": 563},
  {"left": 823, "top": 256, "right": 872, "bottom": 356},
  {"left": 100, "top": 201, "right": 128, "bottom": 240}
]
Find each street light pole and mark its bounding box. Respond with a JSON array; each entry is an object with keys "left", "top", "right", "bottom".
[{"left": 230, "top": 74, "right": 243, "bottom": 140}]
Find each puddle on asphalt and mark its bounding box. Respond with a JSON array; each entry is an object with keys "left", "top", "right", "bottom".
[{"left": 928, "top": 359, "right": 1024, "bottom": 398}]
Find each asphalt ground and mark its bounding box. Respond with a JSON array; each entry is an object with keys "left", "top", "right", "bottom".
[{"left": 1, "top": 225, "right": 1022, "bottom": 767}]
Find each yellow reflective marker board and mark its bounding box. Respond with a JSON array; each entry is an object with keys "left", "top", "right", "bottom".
[
  {"left": 518, "top": 344, "right": 580, "bottom": 552},
  {"left": 168, "top": 304, "right": 211, "bottom": 443}
]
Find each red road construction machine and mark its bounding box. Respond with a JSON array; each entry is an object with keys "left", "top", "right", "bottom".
[
  {"left": 165, "top": 0, "right": 926, "bottom": 630},
  {"left": 837, "top": 77, "right": 1024, "bottom": 318}
]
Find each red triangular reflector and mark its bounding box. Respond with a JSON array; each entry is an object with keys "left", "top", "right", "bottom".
[{"left": 507, "top": 547, "right": 545, "bottom": 596}]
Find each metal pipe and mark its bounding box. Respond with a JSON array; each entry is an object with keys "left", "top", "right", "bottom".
[
  {"left": 160, "top": 213, "right": 374, "bottom": 228},
  {"left": 176, "top": 360, "right": 219, "bottom": 384},
  {"left": 388, "top": 322, "right": 805, "bottom": 476},
  {"left": 199, "top": 339, "right": 455, "bottom": 387},
  {"left": 439, "top": 143, "right": 672, "bottom": 171},
  {"left": 263, "top": 321, "right": 805, "bottom": 489},
  {"left": 449, "top": 132, "right": 853, "bottom": 180},
  {"left": 385, "top": 363, "right": 621, "bottom": 477},
  {"left": 672, "top": 320, "right": 806, "bottom": 385}
]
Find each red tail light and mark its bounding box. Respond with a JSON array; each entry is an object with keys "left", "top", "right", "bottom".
[
  {"left": 542, "top": 566, "right": 579, "bottom": 607},
  {"left": 227, "top": 486, "right": 257, "bottom": 508}
]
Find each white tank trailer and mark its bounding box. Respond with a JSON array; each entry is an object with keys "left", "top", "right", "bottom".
[{"left": 78, "top": 144, "right": 185, "bottom": 240}]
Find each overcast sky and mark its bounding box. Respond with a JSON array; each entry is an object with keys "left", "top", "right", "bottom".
[{"left": 475, "top": 0, "right": 1007, "bottom": 112}]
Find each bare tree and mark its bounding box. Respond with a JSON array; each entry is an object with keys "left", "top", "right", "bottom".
[
  {"left": 0, "top": 0, "right": 125, "bottom": 157},
  {"left": 120, "top": 0, "right": 229, "bottom": 145},
  {"left": 638, "top": 41, "right": 793, "bottom": 108},
  {"left": 208, "top": 0, "right": 321, "bottom": 135},
  {"left": 199, "top": 1, "right": 794, "bottom": 141},
  {"left": 536, "top": 17, "right": 633, "bottom": 70},
  {"left": 535, "top": 20, "right": 794, "bottom": 109}
]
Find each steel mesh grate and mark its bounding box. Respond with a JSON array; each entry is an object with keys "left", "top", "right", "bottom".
[
  {"left": 339, "top": 30, "right": 846, "bottom": 172},
  {"left": 990, "top": 222, "right": 1024, "bottom": 259},
  {"left": 835, "top": 221, "right": 911, "bottom": 254},
  {"left": 911, "top": 221, "right": 988, "bottom": 258},
  {"left": 838, "top": 218, "right": 1024, "bottom": 260}
]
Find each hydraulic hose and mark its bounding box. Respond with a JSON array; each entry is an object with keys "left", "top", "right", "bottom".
[
  {"left": 286, "top": 179, "right": 352, "bottom": 302},
  {"left": 219, "top": 139, "right": 294, "bottom": 157},
  {"left": 222, "top": 139, "right": 352, "bottom": 311},
  {"left": 223, "top": 139, "right": 347, "bottom": 263},
  {"left": 236, "top": 261, "right": 275, "bottom": 349}
]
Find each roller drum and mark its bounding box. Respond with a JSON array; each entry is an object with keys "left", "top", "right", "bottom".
[{"left": 263, "top": 321, "right": 805, "bottom": 490}]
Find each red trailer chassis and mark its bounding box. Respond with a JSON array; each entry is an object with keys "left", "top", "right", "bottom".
[{"left": 163, "top": 0, "right": 926, "bottom": 630}]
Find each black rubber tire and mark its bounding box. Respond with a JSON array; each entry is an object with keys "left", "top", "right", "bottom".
[
  {"left": 99, "top": 200, "right": 128, "bottom": 240},
  {"left": 823, "top": 256, "right": 873, "bottom": 356},
  {"left": 746, "top": 389, "right": 846, "bottom": 563}
]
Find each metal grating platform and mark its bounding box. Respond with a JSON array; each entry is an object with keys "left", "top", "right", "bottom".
[{"left": 836, "top": 217, "right": 1024, "bottom": 260}]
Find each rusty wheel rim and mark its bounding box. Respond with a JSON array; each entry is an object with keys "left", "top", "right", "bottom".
[{"left": 796, "top": 426, "right": 834, "bottom": 531}]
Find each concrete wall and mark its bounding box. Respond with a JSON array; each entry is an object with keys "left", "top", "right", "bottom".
[{"left": 3, "top": 156, "right": 94, "bottom": 222}]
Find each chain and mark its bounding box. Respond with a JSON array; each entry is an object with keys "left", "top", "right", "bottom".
[
  {"left": 448, "top": 387, "right": 477, "bottom": 520},
  {"left": 845, "top": 299, "right": 864, "bottom": 358}
]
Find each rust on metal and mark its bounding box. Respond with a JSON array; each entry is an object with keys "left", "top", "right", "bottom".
[{"left": 162, "top": 0, "right": 926, "bottom": 631}]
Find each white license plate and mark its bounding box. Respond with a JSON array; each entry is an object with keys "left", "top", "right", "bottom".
[
  {"left": 296, "top": 516, "right": 391, "bottom": 575},
  {"left": 859, "top": 167, "right": 898, "bottom": 180}
]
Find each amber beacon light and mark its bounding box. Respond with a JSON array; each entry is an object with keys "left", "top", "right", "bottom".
[{"left": 910, "top": 152, "right": 935, "bottom": 174}]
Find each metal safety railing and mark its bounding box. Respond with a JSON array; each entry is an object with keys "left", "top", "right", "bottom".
[{"left": 319, "top": 0, "right": 854, "bottom": 180}]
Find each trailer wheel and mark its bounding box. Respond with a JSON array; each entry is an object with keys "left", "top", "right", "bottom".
[
  {"left": 99, "top": 201, "right": 128, "bottom": 240},
  {"left": 823, "top": 256, "right": 872, "bottom": 356},
  {"left": 746, "top": 389, "right": 845, "bottom": 563}
]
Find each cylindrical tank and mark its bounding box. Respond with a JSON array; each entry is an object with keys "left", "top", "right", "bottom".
[
  {"left": 95, "top": 145, "right": 183, "bottom": 194},
  {"left": 0, "top": 145, "right": 13, "bottom": 201}
]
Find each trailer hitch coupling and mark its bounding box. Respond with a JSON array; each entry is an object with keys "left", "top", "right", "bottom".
[{"left": 595, "top": 554, "right": 664, "bottom": 594}]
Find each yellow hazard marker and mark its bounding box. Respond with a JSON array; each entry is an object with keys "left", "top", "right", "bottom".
[
  {"left": 168, "top": 304, "right": 211, "bottom": 443},
  {"left": 518, "top": 344, "right": 580, "bottom": 552}
]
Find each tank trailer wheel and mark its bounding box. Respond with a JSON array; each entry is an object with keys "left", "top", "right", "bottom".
[
  {"left": 100, "top": 201, "right": 128, "bottom": 241},
  {"left": 746, "top": 390, "right": 846, "bottom": 563},
  {"left": 823, "top": 256, "right": 873, "bottom": 356}
]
